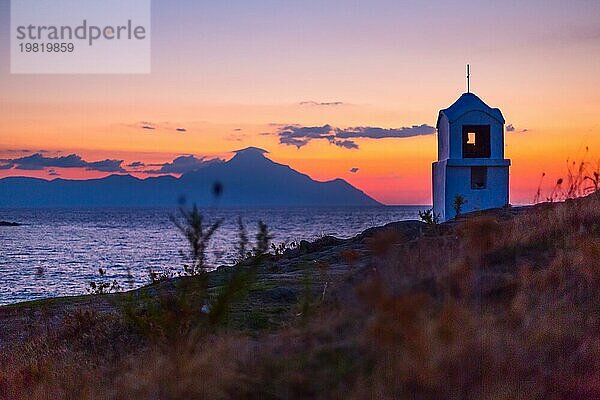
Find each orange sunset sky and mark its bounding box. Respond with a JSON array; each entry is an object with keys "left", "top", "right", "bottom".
[{"left": 1, "top": 0, "right": 599, "bottom": 205}]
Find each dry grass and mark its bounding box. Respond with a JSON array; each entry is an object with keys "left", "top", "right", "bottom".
[
  {"left": 535, "top": 150, "right": 600, "bottom": 203},
  {"left": 1, "top": 194, "right": 599, "bottom": 399}
]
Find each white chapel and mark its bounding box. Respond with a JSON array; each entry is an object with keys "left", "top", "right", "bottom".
[{"left": 432, "top": 84, "right": 511, "bottom": 221}]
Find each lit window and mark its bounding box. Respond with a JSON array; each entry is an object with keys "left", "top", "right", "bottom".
[
  {"left": 467, "top": 132, "right": 476, "bottom": 144},
  {"left": 462, "top": 125, "right": 491, "bottom": 158}
]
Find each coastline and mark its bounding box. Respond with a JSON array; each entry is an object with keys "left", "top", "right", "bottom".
[
  {"left": 0, "top": 218, "right": 425, "bottom": 348},
  {"left": 1, "top": 194, "right": 598, "bottom": 398},
  {"left": 0, "top": 202, "right": 534, "bottom": 347}
]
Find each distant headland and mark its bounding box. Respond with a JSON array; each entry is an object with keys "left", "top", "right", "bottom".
[{"left": 0, "top": 147, "right": 381, "bottom": 208}]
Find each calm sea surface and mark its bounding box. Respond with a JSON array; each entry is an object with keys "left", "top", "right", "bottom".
[{"left": 0, "top": 206, "right": 424, "bottom": 305}]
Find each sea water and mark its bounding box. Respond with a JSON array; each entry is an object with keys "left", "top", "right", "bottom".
[{"left": 0, "top": 206, "right": 425, "bottom": 305}]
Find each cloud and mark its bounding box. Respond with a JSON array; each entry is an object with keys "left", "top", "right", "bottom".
[
  {"left": 277, "top": 123, "right": 435, "bottom": 149},
  {"left": 12, "top": 153, "right": 87, "bottom": 170},
  {"left": 157, "top": 155, "right": 206, "bottom": 173},
  {"left": 506, "top": 124, "right": 528, "bottom": 133},
  {"left": 335, "top": 124, "right": 435, "bottom": 139},
  {"left": 2, "top": 153, "right": 125, "bottom": 173},
  {"left": 350, "top": 167, "right": 360, "bottom": 173},
  {"left": 277, "top": 124, "right": 336, "bottom": 148},
  {"left": 299, "top": 101, "right": 345, "bottom": 107},
  {"left": 279, "top": 124, "right": 335, "bottom": 139},
  {"left": 144, "top": 155, "right": 223, "bottom": 175},
  {"left": 0, "top": 163, "right": 13, "bottom": 170},
  {"left": 3, "top": 149, "right": 46, "bottom": 154},
  {"left": 136, "top": 122, "right": 190, "bottom": 132},
  {"left": 127, "top": 161, "right": 145, "bottom": 168},
  {"left": 48, "top": 169, "right": 60, "bottom": 177},
  {"left": 334, "top": 140, "right": 359, "bottom": 150},
  {"left": 86, "top": 159, "right": 126, "bottom": 173},
  {"left": 279, "top": 137, "right": 310, "bottom": 148}
]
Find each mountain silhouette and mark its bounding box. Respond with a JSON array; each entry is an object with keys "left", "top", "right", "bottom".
[{"left": 0, "top": 147, "right": 381, "bottom": 207}]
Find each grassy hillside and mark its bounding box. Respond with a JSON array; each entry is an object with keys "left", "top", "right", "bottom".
[{"left": 1, "top": 194, "right": 599, "bottom": 399}]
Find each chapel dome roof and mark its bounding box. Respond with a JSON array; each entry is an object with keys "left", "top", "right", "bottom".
[{"left": 437, "top": 92, "right": 505, "bottom": 129}]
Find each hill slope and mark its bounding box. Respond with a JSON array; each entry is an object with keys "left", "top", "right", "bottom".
[{"left": 0, "top": 194, "right": 598, "bottom": 398}]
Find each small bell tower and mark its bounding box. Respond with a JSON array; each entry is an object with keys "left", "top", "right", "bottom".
[{"left": 432, "top": 67, "right": 510, "bottom": 220}]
